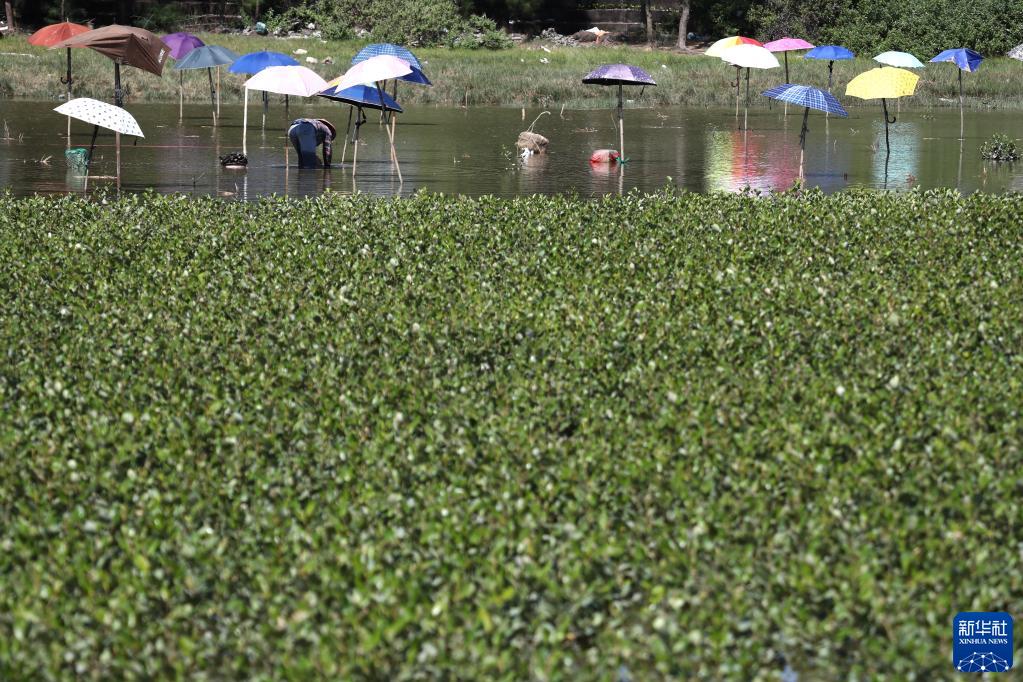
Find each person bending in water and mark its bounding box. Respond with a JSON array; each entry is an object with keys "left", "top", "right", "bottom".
[{"left": 288, "top": 118, "right": 336, "bottom": 168}]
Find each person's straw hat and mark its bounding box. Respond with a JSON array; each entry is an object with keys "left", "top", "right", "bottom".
[{"left": 317, "top": 118, "right": 337, "bottom": 139}]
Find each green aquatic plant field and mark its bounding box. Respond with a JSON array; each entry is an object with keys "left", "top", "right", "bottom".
[{"left": 1, "top": 190, "right": 1021, "bottom": 679}]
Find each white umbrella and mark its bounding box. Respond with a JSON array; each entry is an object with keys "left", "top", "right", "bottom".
[
  {"left": 241, "top": 65, "right": 329, "bottom": 157},
  {"left": 720, "top": 45, "right": 780, "bottom": 130},
  {"left": 333, "top": 55, "right": 412, "bottom": 92},
  {"left": 55, "top": 97, "right": 144, "bottom": 188}
]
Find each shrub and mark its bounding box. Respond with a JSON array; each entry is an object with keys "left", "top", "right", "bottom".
[
  {"left": 272, "top": 0, "right": 511, "bottom": 48},
  {"left": 980, "top": 134, "right": 1020, "bottom": 161}
]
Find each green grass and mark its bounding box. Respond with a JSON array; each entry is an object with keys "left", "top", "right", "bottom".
[
  {"left": 1, "top": 189, "right": 1022, "bottom": 679},
  {"left": 2, "top": 33, "right": 1023, "bottom": 109}
]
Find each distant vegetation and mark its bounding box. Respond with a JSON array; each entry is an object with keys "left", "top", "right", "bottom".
[
  {"left": 2, "top": 188, "right": 1023, "bottom": 678},
  {"left": 8, "top": 0, "right": 1023, "bottom": 55}
]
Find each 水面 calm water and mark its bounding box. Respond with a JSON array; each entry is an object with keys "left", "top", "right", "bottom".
[{"left": 2, "top": 99, "right": 1022, "bottom": 198}]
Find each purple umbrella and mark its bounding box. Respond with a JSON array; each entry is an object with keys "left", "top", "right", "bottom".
[
  {"left": 164, "top": 33, "right": 205, "bottom": 119},
  {"left": 582, "top": 64, "right": 656, "bottom": 159},
  {"left": 163, "top": 32, "right": 204, "bottom": 60}
]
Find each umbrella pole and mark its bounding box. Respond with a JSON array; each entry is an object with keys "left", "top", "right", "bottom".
[
  {"left": 217, "top": 67, "right": 221, "bottom": 118},
  {"left": 744, "top": 68, "right": 750, "bottom": 131},
  {"left": 783, "top": 52, "right": 789, "bottom": 117},
  {"left": 377, "top": 83, "right": 402, "bottom": 181},
  {"left": 735, "top": 66, "right": 740, "bottom": 120},
  {"left": 618, "top": 83, "right": 624, "bottom": 158},
  {"left": 826, "top": 61, "right": 833, "bottom": 119},
  {"left": 207, "top": 67, "right": 216, "bottom": 125},
  {"left": 958, "top": 69, "right": 964, "bottom": 140},
  {"left": 799, "top": 105, "right": 809, "bottom": 181},
  {"left": 66, "top": 48, "right": 72, "bottom": 148},
  {"left": 179, "top": 71, "right": 183, "bottom": 120},
  {"left": 242, "top": 87, "right": 248, "bottom": 156},
  {"left": 116, "top": 132, "right": 121, "bottom": 191},
  {"left": 114, "top": 63, "right": 123, "bottom": 108},
  {"left": 882, "top": 97, "right": 891, "bottom": 162},
  {"left": 263, "top": 90, "right": 268, "bottom": 129}
]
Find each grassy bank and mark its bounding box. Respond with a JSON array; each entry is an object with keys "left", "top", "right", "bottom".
[
  {"left": 2, "top": 189, "right": 1022, "bottom": 679},
  {"left": 3, "top": 33, "right": 1023, "bottom": 109}
]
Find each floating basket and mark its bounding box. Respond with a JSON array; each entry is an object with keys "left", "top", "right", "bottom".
[{"left": 65, "top": 147, "right": 90, "bottom": 170}]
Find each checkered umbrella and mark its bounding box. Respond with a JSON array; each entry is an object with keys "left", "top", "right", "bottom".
[{"left": 762, "top": 84, "right": 847, "bottom": 180}]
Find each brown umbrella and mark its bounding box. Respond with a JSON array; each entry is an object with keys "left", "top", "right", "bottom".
[
  {"left": 54, "top": 24, "right": 169, "bottom": 106},
  {"left": 53, "top": 25, "right": 169, "bottom": 189}
]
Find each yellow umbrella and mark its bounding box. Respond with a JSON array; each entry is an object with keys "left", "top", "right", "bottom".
[{"left": 845, "top": 67, "right": 919, "bottom": 158}]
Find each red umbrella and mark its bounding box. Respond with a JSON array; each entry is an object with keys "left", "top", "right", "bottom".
[{"left": 28, "top": 22, "right": 91, "bottom": 147}]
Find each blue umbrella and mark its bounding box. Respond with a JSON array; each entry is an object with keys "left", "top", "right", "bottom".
[
  {"left": 762, "top": 84, "right": 848, "bottom": 179},
  {"left": 318, "top": 83, "right": 404, "bottom": 171},
  {"left": 352, "top": 43, "right": 422, "bottom": 70},
  {"left": 229, "top": 51, "right": 300, "bottom": 127},
  {"left": 803, "top": 45, "right": 855, "bottom": 91},
  {"left": 228, "top": 50, "right": 299, "bottom": 74},
  {"left": 930, "top": 48, "right": 983, "bottom": 139},
  {"left": 173, "top": 45, "right": 239, "bottom": 123}
]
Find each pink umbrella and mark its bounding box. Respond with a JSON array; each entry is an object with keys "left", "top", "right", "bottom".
[
  {"left": 764, "top": 37, "right": 814, "bottom": 85},
  {"left": 764, "top": 37, "right": 814, "bottom": 115},
  {"left": 241, "top": 65, "right": 329, "bottom": 156}
]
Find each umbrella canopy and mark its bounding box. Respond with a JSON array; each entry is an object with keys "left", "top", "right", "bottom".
[
  {"left": 582, "top": 63, "right": 657, "bottom": 85},
  {"left": 761, "top": 84, "right": 848, "bottom": 116},
  {"left": 318, "top": 83, "right": 403, "bottom": 112},
  {"left": 930, "top": 48, "right": 983, "bottom": 72},
  {"left": 1009, "top": 44, "right": 1023, "bottom": 61},
  {"left": 173, "top": 45, "right": 239, "bottom": 70},
  {"left": 352, "top": 43, "right": 422, "bottom": 70},
  {"left": 763, "top": 37, "right": 814, "bottom": 52},
  {"left": 53, "top": 24, "right": 170, "bottom": 77},
  {"left": 803, "top": 45, "right": 854, "bottom": 61},
  {"left": 27, "top": 21, "right": 90, "bottom": 47},
  {"left": 245, "top": 65, "right": 329, "bottom": 97},
  {"left": 333, "top": 55, "right": 413, "bottom": 91},
  {"left": 54, "top": 97, "right": 144, "bottom": 137},
  {"left": 874, "top": 51, "right": 924, "bottom": 68},
  {"left": 720, "top": 44, "right": 780, "bottom": 69},
  {"left": 706, "top": 36, "right": 763, "bottom": 58},
  {"left": 228, "top": 50, "right": 299, "bottom": 74},
  {"left": 846, "top": 67, "right": 919, "bottom": 99},
  {"left": 163, "top": 32, "right": 204, "bottom": 60}
]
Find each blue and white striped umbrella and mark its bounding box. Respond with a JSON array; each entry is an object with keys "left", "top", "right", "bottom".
[{"left": 762, "top": 84, "right": 848, "bottom": 116}]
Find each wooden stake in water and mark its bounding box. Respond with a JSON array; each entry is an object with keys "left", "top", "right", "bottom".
[
  {"left": 958, "top": 69, "right": 964, "bottom": 141},
  {"left": 618, "top": 83, "right": 624, "bottom": 159},
  {"left": 798, "top": 105, "right": 810, "bottom": 180}
]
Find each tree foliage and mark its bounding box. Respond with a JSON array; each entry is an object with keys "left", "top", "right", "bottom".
[{"left": 749, "top": 0, "right": 1023, "bottom": 56}]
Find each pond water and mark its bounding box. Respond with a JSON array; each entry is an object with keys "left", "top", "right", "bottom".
[{"left": 2, "top": 99, "right": 1022, "bottom": 198}]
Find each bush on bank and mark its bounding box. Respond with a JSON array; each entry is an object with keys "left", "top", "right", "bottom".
[{"left": 0, "top": 189, "right": 1021, "bottom": 679}]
